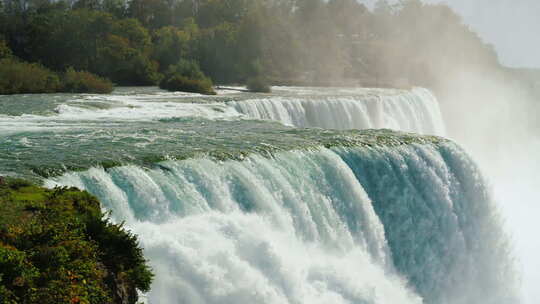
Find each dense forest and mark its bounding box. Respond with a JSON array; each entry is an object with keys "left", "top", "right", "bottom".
[{"left": 0, "top": 0, "right": 503, "bottom": 93}]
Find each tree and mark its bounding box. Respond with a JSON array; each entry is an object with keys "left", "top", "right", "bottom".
[
  {"left": 0, "top": 38, "right": 12, "bottom": 59},
  {"left": 127, "top": 0, "right": 172, "bottom": 29},
  {"left": 152, "top": 25, "right": 196, "bottom": 72}
]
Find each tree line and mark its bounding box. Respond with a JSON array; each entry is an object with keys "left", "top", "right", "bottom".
[{"left": 0, "top": 0, "right": 503, "bottom": 93}]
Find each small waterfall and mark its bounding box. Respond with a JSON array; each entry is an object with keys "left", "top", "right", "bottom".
[
  {"left": 46, "top": 141, "right": 515, "bottom": 304},
  {"left": 230, "top": 88, "right": 446, "bottom": 135}
]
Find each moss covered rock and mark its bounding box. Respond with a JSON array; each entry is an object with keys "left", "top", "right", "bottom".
[{"left": 0, "top": 178, "right": 153, "bottom": 304}]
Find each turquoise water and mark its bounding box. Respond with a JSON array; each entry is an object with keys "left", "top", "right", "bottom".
[
  {"left": 0, "top": 87, "right": 442, "bottom": 179},
  {"left": 45, "top": 142, "right": 516, "bottom": 304}
]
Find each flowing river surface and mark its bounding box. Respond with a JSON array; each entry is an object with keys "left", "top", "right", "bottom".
[{"left": 0, "top": 86, "right": 517, "bottom": 303}]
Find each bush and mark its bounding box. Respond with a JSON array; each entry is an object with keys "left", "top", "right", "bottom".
[
  {"left": 160, "top": 75, "right": 216, "bottom": 95},
  {"left": 159, "top": 60, "right": 216, "bottom": 95},
  {"left": 4, "top": 178, "right": 32, "bottom": 190},
  {"left": 62, "top": 68, "right": 114, "bottom": 94},
  {"left": 166, "top": 59, "right": 207, "bottom": 80},
  {"left": 0, "top": 58, "right": 113, "bottom": 95},
  {"left": 0, "top": 39, "right": 13, "bottom": 59},
  {"left": 246, "top": 76, "right": 271, "bottom": 93},
  {"left": 0, "top": 59, "right": 61, "bottom": 94},
  {"left": 0, "top": 179, "right": 154, "bottom": 304}
]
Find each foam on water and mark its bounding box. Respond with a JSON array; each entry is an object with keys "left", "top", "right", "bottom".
[
  {"left": 0, "top": 87, "right": 445, "bottom": 136},
  {"left": 0, "top": 88, "right": 242, "bottom": 134},
  {"left": 230, "top": 88, "right": 445, "bottom": 135}
]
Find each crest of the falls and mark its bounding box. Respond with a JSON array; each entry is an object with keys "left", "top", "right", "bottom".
[
  {"left": 229, "top": 88, "right": 445, "bottom": 135},
  {"left": 0, "top": 87, "right": 445, "bottom": 136},
  {"left": 46, "top": 141, "right": 515, "bottom": 304}
]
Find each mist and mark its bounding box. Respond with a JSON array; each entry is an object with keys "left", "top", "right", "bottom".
[
  {"left": 388, "top": 2, "right": 540, "bottom": 303},
  {"left": 356, "top": 1, "right": 540, "bottom": 302},
  {"left": 433, "top": 65, "right": 540, "bottom": 304},
  {"left": 361, "top": 0, "right": 540, "bottom": 68},
  {"left": 423, "top": 0, "right": 540, "bottom": 68}
]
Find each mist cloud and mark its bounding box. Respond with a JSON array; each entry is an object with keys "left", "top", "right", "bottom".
[{"left": 362, "top": 0, "right": 540, "bottom": 68}]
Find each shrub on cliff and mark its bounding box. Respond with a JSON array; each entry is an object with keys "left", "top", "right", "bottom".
[
  {"left": 159, "top": 59, "right": 216, "bottom": 95},
  {"left": 62, "top": 68, "right": 114, "bottom": 94},
  {"left": 0, "top": 178, "right": 153, "bottom": 304},
  {"left": 0, "top": 59, "right": 61, "bottom": 94}
]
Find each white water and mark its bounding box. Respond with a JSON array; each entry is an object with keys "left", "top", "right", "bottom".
[
  {"left": 0, "top": 87, "right": 445, "bottom": 136},
  {"left": 46, "top": 142, "right": 514, "bottom": 304},
  {"left": 230, "top": 88, "right": 445, "bottom": 135}
]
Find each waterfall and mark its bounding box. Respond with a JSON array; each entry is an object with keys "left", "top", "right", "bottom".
[
  {"left": 230, "top": 88, "right": 446, "bottom": 135},
  {"left": 0, "top": 87, "right": 445, "bottom": 136},
  {"left": 46, "top": 141, "right": 515, "bottom": 304}
]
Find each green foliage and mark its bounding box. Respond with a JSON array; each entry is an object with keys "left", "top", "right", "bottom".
[
  {"left": 86, "top": 220, "right": 153, "bottom": 292},
  {"left": 0, "top": 39, "right": 12, "bottom": 59},
  {"left": 159, "top": 60, "right": 216, "bottom": 95},
  {"left": 18, "top": 9, "right": 159, "bottom": 86},
  {"left": 197, "top": 22, "right": 242, "bottom": 83},
  {"left": 95, "top": 17, "right": 161, "bottom": 85},
  {"left": 0, "top": 0, "right": 505, "bottom": 88},
  {"left": 246, "top": 76, "right": 271, "bottom": 93},
  {"left": 244, "top": 59, "right": 271, "bottom": 92},
  {"left": 0, "top": 59, "right": 60, "bottom": 94},
  {"left": 62, "top": 68, "right": 113, "bottom": 94},
  {"left": 128, "top": 0, "right": 172, "bottom": 29},
  {"left": 196, "top": 0, "right": 253, "bottom": 28},
  {"left": 0, "top": 179, "right": 153, "bottom": 304},
  {"left": 160, "top": 75, "right": 215, "bottom": 95},
  {"left": 166, "top": 59, "right": 206, "bottom": 80},
  {"left": 152, "top": 25, "right": 196, "bottom": 73},
  {"left": 0, "top": 58, "right": 115, "bottom": 95},
  {"left": 4, "top": 178, "right": 32, "bottom": 190}
]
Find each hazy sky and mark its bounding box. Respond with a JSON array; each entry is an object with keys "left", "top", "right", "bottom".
[{"left": 362, "top": 0, "right": 540, "bottom": 68}]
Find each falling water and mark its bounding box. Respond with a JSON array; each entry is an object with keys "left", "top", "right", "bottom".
[
  {"left": 230, "top": 88, "right": 445, "bottom": 135},
  {"left": 46, "top": 141, "right": 515, "bottom": 304}
]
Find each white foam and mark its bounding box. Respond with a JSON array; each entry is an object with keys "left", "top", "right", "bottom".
[{"left": 230, "top": 88, "right": 446, "bottom": 135}]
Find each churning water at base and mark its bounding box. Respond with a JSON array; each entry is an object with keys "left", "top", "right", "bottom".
[
  {"left": 46, "top": 142, "right": 516, "bottom": 304},
  {"left": 230, "top": 88, "right": 445, "bottom": 135}
]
